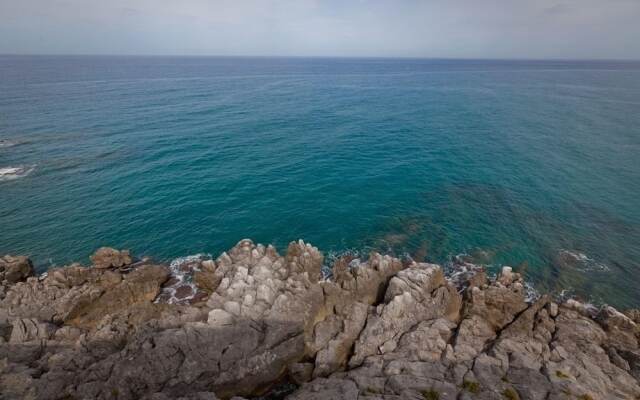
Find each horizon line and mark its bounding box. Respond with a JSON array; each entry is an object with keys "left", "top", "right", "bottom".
[{"left": 1, "top": 53, "right": 640, "bottom": 63}]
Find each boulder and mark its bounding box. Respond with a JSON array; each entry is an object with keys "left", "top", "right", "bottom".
[
  {"left": 9, "top": 318, "right": 56, "bottom": 343},
  {"left": 1, "top": 242, "right": 639, "bottom": 400},
  {"left": 90, "top": 247, "right": 132, "bottom": 269},
  {"left": 194, "top": 271, "right": 222, "bottom": 292},
  {"left": 0, "top": 255, "right": 34, "bottom": 284}
]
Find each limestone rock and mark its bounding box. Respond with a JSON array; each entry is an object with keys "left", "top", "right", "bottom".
[
  {"left": 349, "top": 264, "right": 461, "bottom": 367},
  {"left": 90, "top": 247, "right": 132, "bottom": 269},
  {"left": 194, "top": 271, "right": 222, "bottom": 293},
  {"left": 9, "top": 318, "right": 56, "bottom": 343},
  {"left": 0, "top": 255, "right": 34, "bottom": 284},
  {"left": 1, "top": 241, "right": 639, "bottom": 400},
  {"left": 289, "top": 362, "right": 314, "bottom": 384}
]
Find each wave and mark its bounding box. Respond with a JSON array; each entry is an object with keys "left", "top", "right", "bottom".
[
  {"left": 155, "top": 253, "right": 212, "bottom": 305},
  {"left": 0, "top": 139, "right": 17, "bottom": 148},
  {"left": 0, "top": 165, "right": 36, "bottom": 182},
  {"left": 556, "top": 249, "right": 610, "bottom": 272}
]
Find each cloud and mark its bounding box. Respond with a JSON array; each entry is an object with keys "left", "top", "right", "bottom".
[{"left": 0, "top": 0, "right": 638, "bottom": 58}]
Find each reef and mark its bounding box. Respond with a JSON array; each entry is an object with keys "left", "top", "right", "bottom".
[{"left": 1, "top": 240, "right": 639, "bottom": 400}]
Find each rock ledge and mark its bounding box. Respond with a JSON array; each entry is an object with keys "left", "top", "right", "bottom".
[{"left": 1, "top": 241, "right": 638, "bottom": 400}]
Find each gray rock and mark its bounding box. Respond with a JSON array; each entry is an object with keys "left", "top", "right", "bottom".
[
  {"left": 9, "top": 318, "right": 56, "bottom": 343},
  {"left": 0, "top": 255, "right": 34, "bottom": 284},
  {"left": 1, "top": 242, "right": 639, "bottom": 400}
]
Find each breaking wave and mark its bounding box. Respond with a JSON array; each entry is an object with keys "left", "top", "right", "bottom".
[
  {"left": 155, "top": 253, "right": 212, "bottom": 305},
  {"left": 556, "top": 249, "right": 610, "bottom": 272},
  {"left": 0, "top": 165, "right": 36, "bottom": 182}
]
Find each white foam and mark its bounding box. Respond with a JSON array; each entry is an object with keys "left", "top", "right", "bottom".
[
  {"left": 558, "top": 249, "right": 609, "bottom": 272},
  {"left": 0, "top": 139, "right": 18, "bottom": 148},
  {"left": 0, "top": 165, "right": 36, "bottom": 181},
  {"left": 156, "top": 253, "right": 212, "bottom": 305}
]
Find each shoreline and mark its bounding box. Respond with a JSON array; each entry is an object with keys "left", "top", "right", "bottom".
[{"left": 1, "top": 239, "right": 639, "bottom": 399}]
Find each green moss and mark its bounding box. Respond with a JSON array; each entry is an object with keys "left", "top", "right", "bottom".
[
  {"left": 555, "top": 370, "right": 571, "bottom": 379},
  {"left": 461, "top": 380, "right": 481, "bottom": 394},
  {"left": 502, "top": 388, "right": 520, "bottom": 400},
  {"left": 365, "top": 387, "right": 383, "bottom": 394},
  {"left": 422, "top": 388, "right": 440, "bottom": 400}
]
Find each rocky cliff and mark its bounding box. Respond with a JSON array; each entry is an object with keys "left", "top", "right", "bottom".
[{"left": 1, "top": 241, "right": 639, "bottom": 400}]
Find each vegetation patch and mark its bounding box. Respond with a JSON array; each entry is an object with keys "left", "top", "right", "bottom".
[
  {"left": 422, "top": 388, "right": 440, "bottom": 400},
  {"left": 503, "top": 387, "right": 520, "bottom": 400},
  {"left": 462, "top": 380, "right": 481, "bottom": 394}
]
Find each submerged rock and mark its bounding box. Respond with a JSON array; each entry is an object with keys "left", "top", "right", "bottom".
[{"left": 0, "top": 241, "right": 639, "bottom": 400}]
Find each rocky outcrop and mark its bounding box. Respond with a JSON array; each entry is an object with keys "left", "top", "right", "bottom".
[
  {"left": 90, "top": 247, "right": 133, "bottom": 269},
  {"left": 0, "top": 242, "right": 639, "bottom": 400},
  {"left": 0, "top": 255, "right": 34, "bottom": 300}
]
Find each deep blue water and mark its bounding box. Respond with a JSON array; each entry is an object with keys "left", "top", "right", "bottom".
[{"left": 1, "top": 56, "right": 640, "bottom": 307}]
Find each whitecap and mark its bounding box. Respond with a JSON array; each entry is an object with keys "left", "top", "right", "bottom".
[
  {"left": 557, "top": 249, "right": 609, "bottom": 272},
  {"left": 155, "top": 253, "right": 212, "bottom": 305},
  {"left": 0, "top": 139, "right": 16, "bottom": 148},
  {"left": 321, "top": 249, "right": 363, "bottom": 280},
  {"left": 444, "top": 255, "right": 486, "bottom": 292},
  {"left": 0, "top": 165, "right": 36, "bottom": 182}
]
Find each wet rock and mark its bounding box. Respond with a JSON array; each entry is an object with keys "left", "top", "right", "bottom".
[
  {"left": 189, "top": 290, "right": 209, "bottom": 305},
  {"left": 174, "top": 285, "right": 194, "bottom": 300}
]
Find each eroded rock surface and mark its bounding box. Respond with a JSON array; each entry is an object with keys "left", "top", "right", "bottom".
[{"left": 0, "top": 243, "right": 638, "bottom": 400}]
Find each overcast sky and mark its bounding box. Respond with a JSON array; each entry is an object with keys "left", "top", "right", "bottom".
[{"left": 1, "top": 0, "right": 639, "bottom": 59}]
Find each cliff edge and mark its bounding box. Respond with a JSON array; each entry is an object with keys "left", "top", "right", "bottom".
[{"left": 1, "top": 240, "right": 639, "bottom": 400}]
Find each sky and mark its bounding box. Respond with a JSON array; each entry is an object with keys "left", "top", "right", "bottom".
[{"left": 1, "top": 0, "right": 639, "bottom": 59}]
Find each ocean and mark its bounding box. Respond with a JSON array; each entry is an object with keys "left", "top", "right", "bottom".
[{"left": 1, "top": 56, "right": 639, "bottom": 308}]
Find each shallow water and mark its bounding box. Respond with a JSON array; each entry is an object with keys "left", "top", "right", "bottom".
[{"left": 1, "top": 56, "right": 639, "bottom": 307}]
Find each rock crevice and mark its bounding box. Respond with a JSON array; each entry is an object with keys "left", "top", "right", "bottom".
[{"left": 1, "top": 241, "right": 639, "bottom": 400}]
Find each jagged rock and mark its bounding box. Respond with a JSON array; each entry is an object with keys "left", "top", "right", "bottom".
[
  {"left": 312, "top": 301, "right": 368, "bottom": 377},
  {"left": 9, "top": 318, "right": 56, "bottom": 343},
  {"left": 1, "top": 242, "right": 639, "bottom": 400},
  {"left": 625, "top": 309, "right": 640, "bottom": 324},
  {"left": 287, "top": 378, "right": 359, "bottom": 400},
  {"left": 143, "top": 393, "right": 220, "bottom": 400},
  {"left": 348, "top": 264, "right": 461, "bottom": 367},
  {"left": 0, "top": 255, "right": 34, "bottom": 284},
  {"left": 194, "top": 271, "right": 222, "bottom": 292},
  {"left": 90, "top": 247, "right": 132, "bottom": 269},
  {"left": 289, "top": 362, "right": 314, "bottom": 384},
  {"left": 597, "top": 305, "right": 639, "bottom": 348},
  {"left": 65, "top": 264, "right": 169, "bottom": 329}
]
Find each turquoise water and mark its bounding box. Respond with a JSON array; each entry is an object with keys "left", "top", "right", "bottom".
[{"left": 1, "top": 56, "right": 640, "bottom": 307}]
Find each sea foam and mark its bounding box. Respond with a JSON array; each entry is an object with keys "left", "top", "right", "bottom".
[
  {"left": 0, "top": 165, "right": 36, "bottom": 182},
  {"left": 155, "top": 253, "right": 212, "bottom": 305},
  {"left": 0, "top": 139, "right": 19, "bottom": 148}
]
